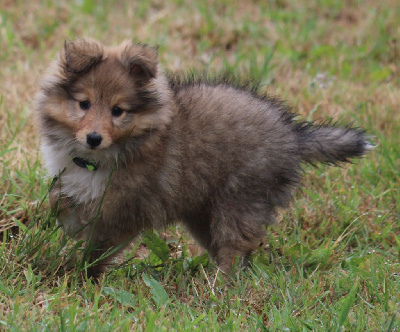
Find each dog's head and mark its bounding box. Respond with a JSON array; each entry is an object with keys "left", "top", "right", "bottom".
[{"left": 35, "top": 39, "right": 172, "bottom": 164}]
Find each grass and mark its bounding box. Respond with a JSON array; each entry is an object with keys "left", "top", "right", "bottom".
[{"left": 0, "top": 0, "right": 399, "bottom": 330}]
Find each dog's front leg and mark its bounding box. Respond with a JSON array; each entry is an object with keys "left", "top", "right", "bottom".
[
  {"left": 83, "top": 221, "right": 135, "bottom": 278},
  {"left": 49, "top": 183, "right": 88, "bottom": 239}
]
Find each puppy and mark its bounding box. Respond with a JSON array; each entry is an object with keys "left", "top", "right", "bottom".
[{"left": 35, "top": 39, "right": 371, "bottom": 276}]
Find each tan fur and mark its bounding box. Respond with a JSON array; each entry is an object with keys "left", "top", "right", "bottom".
[{"left": 35, "top": 39, "right": 370, "bottom": 277}]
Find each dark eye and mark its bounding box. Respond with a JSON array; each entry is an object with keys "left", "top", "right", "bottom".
[
  {"left": 79, "top": 100, "right": 90, "bottom": 110},
  {"left": 111, "top": 106, "right": 124, "bottom": 117}
]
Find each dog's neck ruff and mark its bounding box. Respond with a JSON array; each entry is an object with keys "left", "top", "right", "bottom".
[{"left": 72, "top": 157, "right": 99, "bottom": 171}]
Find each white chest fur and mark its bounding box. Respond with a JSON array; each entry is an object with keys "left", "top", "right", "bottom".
[{"left": 41, "top": 143, "right": 112, "bottom": 204}]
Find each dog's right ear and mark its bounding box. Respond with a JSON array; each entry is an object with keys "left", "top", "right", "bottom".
[
  {"left": 61, "top": 39, "right": 104, "bottom": 74},
  {"left": 119, "top": 41, "right": 159, "bottom": 85}
]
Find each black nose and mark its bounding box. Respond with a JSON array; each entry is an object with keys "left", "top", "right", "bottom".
[{"left": 86, "top": 132, "right": 103, "bottom": 148}]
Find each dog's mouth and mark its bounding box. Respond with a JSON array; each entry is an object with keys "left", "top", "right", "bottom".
[
  {"left": 69, "top": 141, "right": 120, "bottom": 170},
  {"left": 72, "top": 157, "right": 99, "bottom": 171}
]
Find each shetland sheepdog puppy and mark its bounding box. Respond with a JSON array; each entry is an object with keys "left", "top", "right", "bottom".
[{"left": 34, "top": 39, "right": 371, "bottom": 276}]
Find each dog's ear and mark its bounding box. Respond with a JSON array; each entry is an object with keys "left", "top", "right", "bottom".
[
  {"left": 62, "top": 39, "right": 104, "bottom": 74},
  {"left": 119, "top": 42, "right": 158, "bottom": 85}
]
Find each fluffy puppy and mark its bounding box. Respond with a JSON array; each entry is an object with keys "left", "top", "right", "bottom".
[{"left": 35, "top": 39, "right": 371, "bottom": 276}]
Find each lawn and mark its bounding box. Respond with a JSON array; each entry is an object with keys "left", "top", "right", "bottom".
[{"left": 0, "top": 0, "right": 399, "bottom": 330}]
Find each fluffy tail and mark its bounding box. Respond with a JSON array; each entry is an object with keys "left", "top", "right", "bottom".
[{"left": 297, "top": 123, "right": 372, "bottom": 165}]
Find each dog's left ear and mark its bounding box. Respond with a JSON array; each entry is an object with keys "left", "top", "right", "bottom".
[
  {"left": 62, "top": 39, "right": 104, "bottom": 74},
  {"left": 119, "top": 42, "right": 158, "bottom": 85}
]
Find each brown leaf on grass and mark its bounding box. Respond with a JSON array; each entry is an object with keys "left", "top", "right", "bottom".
[{"left": 0, "top": 201, "right": 40, "bottom": 239}]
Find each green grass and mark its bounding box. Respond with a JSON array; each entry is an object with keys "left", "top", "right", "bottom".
[{"left": 1, "top": 0, "right": 399, "bottom": 330}]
